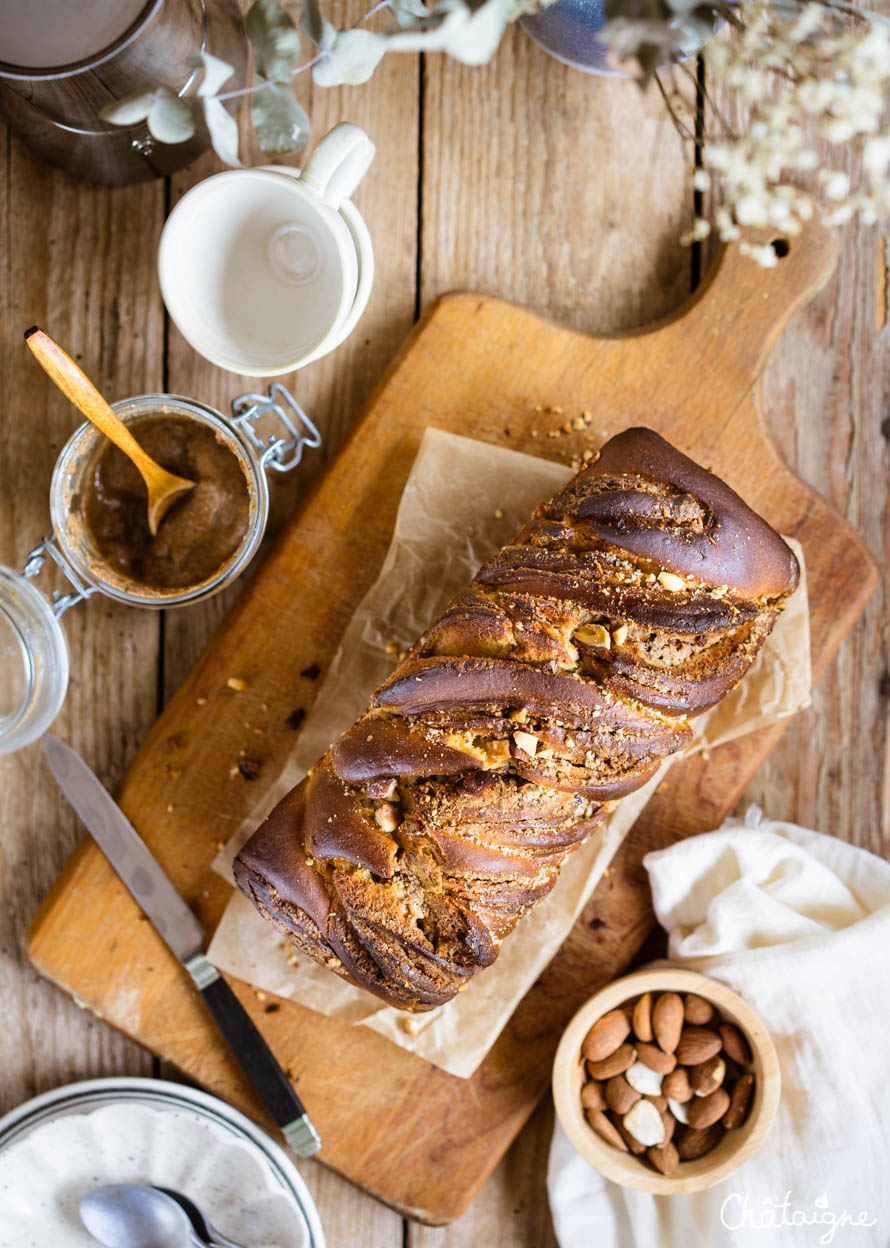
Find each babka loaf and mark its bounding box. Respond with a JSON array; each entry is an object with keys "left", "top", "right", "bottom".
[{"left": 234, "top": 427, "right": 799, "bottom": 1011}]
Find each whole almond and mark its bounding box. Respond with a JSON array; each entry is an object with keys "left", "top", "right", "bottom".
[
  {"left": 583, "top": 1009, "right": 631, "bottom": 1062},
  {"left": 637, "top": 1042, "right": 677, "bottom": 1075},
  {"left": 686, "top": 1086, "right": 731, "bottom": 1129},
  {"left": 676, "top": 1026, "right": 722, "bottom": 1065},
  {"left": 587, "top": 1043, "right": 636, "bottom": 1080},
  {"left": 652, "top": 993, "right": 684, "bottom": 1053},
  {"left": 676, "top": 1122, "right": 725, "bottom": 1160},
  {"left": 684, "top": 993, "right": 715, "bottom": 1025},
  {"left": 646, "top": 1093, "right": 668, "bottom": 1113},
  {"left": 648, "top": 1141, "right": 680, "bottom": 1175},
  {"left": 660, "top": 1109, "right": 676, "bottom": 1144},
  {"left": 580, "top": 1080, "right": 606, "bottom": 1112},
  {"left": 691, "top": 1056, "right": 726, "bottom": 1097},
  {"left": 720, "top": 1022, "right": 753, "bottom": 1066},
  {"left": 606, "top": 1073, "right": 641, "bottom": 1115},
  {"left": 586, "top": 1109, "right": 628, "bottom": 1151},
  {"left": 722, "top": 1072, "right": 755, "bottom": 1130},
  {"left": 632, "top": 992, "right": 654, "bottom": 1043},
  {"left": 614, "top": 1115, "right": 647, "bottom": 1154},
  {"left": 662, "top": 1067, "right": 693, "bottom": 1103}
]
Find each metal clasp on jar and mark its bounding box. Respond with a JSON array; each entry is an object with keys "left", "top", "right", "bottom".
[
  {"left": 230, "top": 383, "right": 322, "bottom": 475},
  {"left": 23, "top": 537, "right": 97, "bottom": 618}
]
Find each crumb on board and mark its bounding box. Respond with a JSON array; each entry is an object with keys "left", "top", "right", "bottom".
[
  {"left": 227, "top": 677, "right": 248, "bottom": 692},
  {"left": 300, "top": 662, "right": 321, "bottom": 680},
  {"left": 284, "top": 708, "right": 306, "bottom": 731}
]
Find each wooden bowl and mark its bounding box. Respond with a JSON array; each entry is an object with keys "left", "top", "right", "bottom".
[{"left": 552, "top": 968, "right": 781, "bottom": 1194}]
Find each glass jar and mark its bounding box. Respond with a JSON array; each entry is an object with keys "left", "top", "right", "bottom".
[
  {"left": 0, "top": 0, "right": 248, "bottom": 184},
  {"left": 0, "top": 384, "right": 320, "bottom": 753}
]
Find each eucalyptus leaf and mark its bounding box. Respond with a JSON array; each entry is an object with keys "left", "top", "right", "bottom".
[
  {"left": 147, "top": 87, "right": 196, "bottom": 143},
  {"left": 187, "top": 49, "right": 236, "bottom": 97},
  {"left": 100, "top": 90, "right": 155, "bottom": 126},
  {"left": 203, "top": 97, "right": 241, "bottom": 164},
  {"left": 251, "top": 80, "right": 311, "bottom": 155},
  {"left": 300, "top": 0, "right": 336, "bottom": 48},
  {"left": 313, "top": 29, "right": 387, "bottom": 86},
  {"left": 247, "top": 0, "right": 302, "bottom": 83}
]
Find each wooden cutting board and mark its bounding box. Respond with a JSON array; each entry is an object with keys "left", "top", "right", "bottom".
[{"left": 28, "top": 226, "right": 877, "bottom": 1225}]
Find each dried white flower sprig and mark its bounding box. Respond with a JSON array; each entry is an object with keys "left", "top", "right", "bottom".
[{"left": 603, "top": 0, "right": 890, "bottom": 264}]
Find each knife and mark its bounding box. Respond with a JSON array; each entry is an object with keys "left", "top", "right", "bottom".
[{"left": 42, "top": 733, "right": 321, "bottom": 1158}]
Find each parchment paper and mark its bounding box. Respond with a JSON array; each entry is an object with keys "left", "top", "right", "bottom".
[{"left": 207, "top": 429, "right": 811, "bottom": 1078}]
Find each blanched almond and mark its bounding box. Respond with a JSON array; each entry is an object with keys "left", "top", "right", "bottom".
[
  {"left": 686, "top": 1087, "right": 731, "bottom": 1129},
  {"left": 637, "top": 1042, "right": 677, "bottom": 1075},
  {"left": 676, "top": 1026, "right": 722, "bottom": 1065},
  {"left": 625, "top": 1060, "right": 663, "bottom": 1096},
  {"left": 587, "top": 1043, "right": 636, "bottom": 1080},
  {"left": 583, "top": 1009, "right": 631, "bottom": 1062},
  {"left": 574, "top": 623, "right": 611, "bottom": 648},
  {"left": 632, "top": 992, "right": 653, "bottom": 1043},
  {"left": 657, "top": 570, "right": 685, "bottom": 592},
  {"left": 667, "top": 1097, "right": 689, "bottom": 1124},
  {"left": 720, "top": 1022, "right": 753, "bottom": 1065},
  {"left": 512, "top": 730, "right": 539, "bottom": 757},
  {"left": 652, "top": 993, "right": 684, "bottom": 1053},
  {"left": 722, "top": 1072, "right": 755, "bottom": 1130},
  {"left": 623, "top": 1099, "right": 666, "bottom": 1148},
  {"left": 586, "top": 1109, "right": 628, "bottom": 1151},
  {"left": 663, "top": 1067, "right": 693, "bottom": 1103},
  {"left": 684, "top": 993, "right": 715, "bottom": 1025}
]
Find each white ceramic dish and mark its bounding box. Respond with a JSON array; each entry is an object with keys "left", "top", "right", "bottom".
[{"left": 0, "top": 1077, "right": 325, "bottom": 1248}]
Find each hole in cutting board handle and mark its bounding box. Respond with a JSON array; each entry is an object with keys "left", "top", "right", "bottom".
[{"left": 770, "top": 238, "right": 791, "bottom": 259}]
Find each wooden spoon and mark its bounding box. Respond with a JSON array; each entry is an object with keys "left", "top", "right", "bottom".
[{"left": 25, "top": 326, "right": 195, "bottom": 535}]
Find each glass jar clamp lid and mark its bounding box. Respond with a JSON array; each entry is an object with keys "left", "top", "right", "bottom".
[{"left": 0, "top": 383, "right": 320, "bottom": 755}]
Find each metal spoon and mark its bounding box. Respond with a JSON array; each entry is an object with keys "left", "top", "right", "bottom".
[
  {"left": 24, "top": 325, "right": 195, "bottom": 535},
  {"left": 156, "top": 1187, "right": 247, "bottom": 1248},
  {"left": 79, "top": 1183, "right": 206, "bottom": 1247}
]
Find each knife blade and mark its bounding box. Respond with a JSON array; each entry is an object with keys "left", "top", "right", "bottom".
[{"left": 42, "top": 734, "right": 321, "bottom": 1158}]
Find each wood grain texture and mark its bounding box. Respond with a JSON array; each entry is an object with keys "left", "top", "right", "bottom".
[
  {"left": 26, "top": 223, "right": 874, "bottom": 1224},
  {"left": 5, "top": 11, "right": 886, "bottom": 1241},
  {"left": 421, "top": 27, "right": 695, "bottom": 332},
  {"left": 0, "top": 130, "right": 164, "bottom": 1112}
]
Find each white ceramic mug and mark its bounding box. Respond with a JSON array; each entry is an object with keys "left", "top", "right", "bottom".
[{"left": 158, "top": 122, "right": 376, "bottom": 376}]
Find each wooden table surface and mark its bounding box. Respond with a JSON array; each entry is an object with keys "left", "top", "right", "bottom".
[{"left": 1, "top": 8, "right": 887, "bottom": 1245}]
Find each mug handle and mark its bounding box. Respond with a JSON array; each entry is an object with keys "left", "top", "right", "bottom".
[{"left": 300, "top": 122, "right": 376, "bottom": 209}]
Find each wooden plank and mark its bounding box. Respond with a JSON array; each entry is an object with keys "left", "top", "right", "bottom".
[
  {"left": 417, "top": 45, "right": 695, "bottom": 1239},
  {"left": 0, "top": 127, "right": 165, "bottom": 1112},
  {"left": 162, "top": 1, "right": 422, "bottom": 698},
  {"left": 743, "top": 220, "right": 890, "bottom": 857},
  {"left": 420, "top": 27, "right": 695, "bottom": 331},
  {"left": 26, "top": 222, "right": 875, "bottom": 1225},
  {"left": 159, "top": 7, "right": 420, "bottom": 1240}
]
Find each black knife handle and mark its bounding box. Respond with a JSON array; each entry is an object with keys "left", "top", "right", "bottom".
[{"left": 194, "top": 963, "right": 321, "bottom": 1157}]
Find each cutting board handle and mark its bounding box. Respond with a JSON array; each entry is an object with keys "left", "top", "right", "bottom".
[{"left": 637, "top": 225, "right": 839, "bottom": 412}]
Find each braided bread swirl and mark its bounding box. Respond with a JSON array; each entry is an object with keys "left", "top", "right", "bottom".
[{"left": 234, "top": 428, "right": 799, "bottom": 1011}]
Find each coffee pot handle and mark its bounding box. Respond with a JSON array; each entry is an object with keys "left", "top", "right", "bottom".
[{"left": 300, "top": 122, "right": 376, "bottom": 209}]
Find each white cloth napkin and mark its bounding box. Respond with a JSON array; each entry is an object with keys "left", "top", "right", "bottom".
[{"left": 547, "top": 808, "right": 890, "bottom": 1248}]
